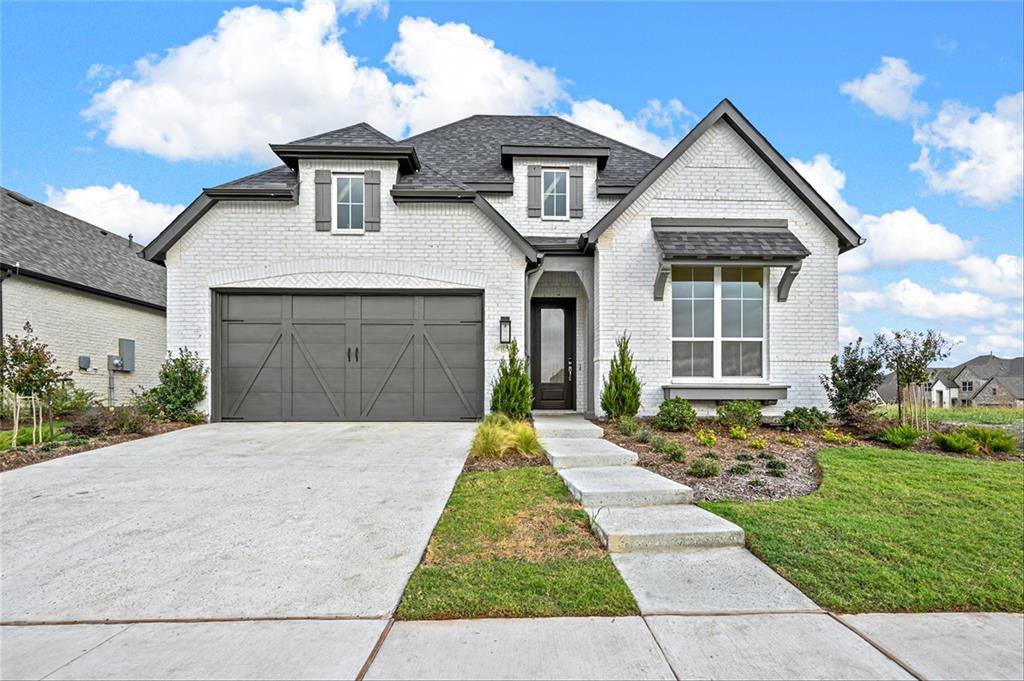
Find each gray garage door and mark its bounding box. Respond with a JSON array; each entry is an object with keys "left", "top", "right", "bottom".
[{"left": 214, "top": 292, "right": 483, "bottom": 421}]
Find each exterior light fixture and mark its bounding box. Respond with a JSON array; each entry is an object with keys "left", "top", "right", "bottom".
[{"left": 499, "top": 316, "right": 512, "bottom": 344}]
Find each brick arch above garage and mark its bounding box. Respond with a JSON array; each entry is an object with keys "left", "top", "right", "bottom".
[{"left": 207, "top": 257, "right": 489, "bottom": 290}]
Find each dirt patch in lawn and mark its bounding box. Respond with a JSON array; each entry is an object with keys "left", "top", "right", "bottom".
[
  {"left": 463, "top": 451, "right": 547, "bottom": 472},
  {"left": 1, "top": 422, "right": 193, "bottom": 472}
]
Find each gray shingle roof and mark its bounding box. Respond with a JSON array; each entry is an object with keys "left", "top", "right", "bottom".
[
  {"left": 989, "top": 375, "right": 1024, "bottom": 400},
  {"left": 289, "top": 122, "right": 396, "bottom": 146},
  {"left": 213, "top": 165, "right": 297, "bottom": 191},
  {"left": 653, "top": 227, "right": 810, "bottom": 260},
  {"left": 393, "top": 163, "right": 472, "bottom": 192},
  {"left": 1, "top": 188, "right": 166, "bottom": 309}
]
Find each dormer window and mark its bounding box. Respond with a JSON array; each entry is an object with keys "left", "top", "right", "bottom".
[
  {"left": 542, "top": 169, "right": 568, "bottom": 220},
  {"left": 333, "top": 175, "right": 364, "bottom": 232}
]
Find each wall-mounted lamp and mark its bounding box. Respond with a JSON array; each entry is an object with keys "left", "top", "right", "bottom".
[{"left": 499, "top": 316, "right": 512, "bottom": 344}]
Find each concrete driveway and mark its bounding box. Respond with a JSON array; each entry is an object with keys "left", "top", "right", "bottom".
[{"left": 1, "top": 422, "right": 470, "bottom": 678}]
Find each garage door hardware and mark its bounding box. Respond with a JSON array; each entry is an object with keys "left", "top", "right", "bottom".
[{"left": 347, "top": 347, "right": 360, "bottom": 362}]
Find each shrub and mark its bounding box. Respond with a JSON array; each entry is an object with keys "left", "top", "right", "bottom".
[
  {"left": 959, "top": 426, "right": 1018, "bottom": 456},
  {"left": 701, "top": 450, "right": 720, "bottom": 459},
  {"left": 634, "top": 427, "right": 653, "bottom": 444},
  {"left": 766, "top": 458, "right": 787, "bottom": 477},
  {"left": 822, "top": 428, "right": 856, "bottom": 445},
  {"left": 65, "top": 412, "right": 110, "bottom": 438},
  {"left": 490, "top": 339, "right": 533, "bottom": 421},
  {"left": 729, "top": 425, "right": 749, "bottom": 440},
  {"left": 109, "top": 407, "right": 150, "bottom": 435},
  {"left": 780, "top": 406, "right": 829, "bottom": 432},
  {"left": 63, "top": 436, "right": 90, "bottom": 447},
  {"left": 649, "top": 434, "right": 672, "bottom": 453},
  {"left": 49, "top": 382, "right": 97, "bottom": 417},
  {"left": 600, "top": 333, "right": 642, "bottom": 420},
  {"left": 757, "top": 452, "right": 774, "bottom": 460},
  {"left": 653, "top": 398, "right": 697, "bottom": 432},
  {"left": 878, "top": 424, "right": 923, "bottom": 449},
  {"left": 749, "top": 436, "right": 767, "bottom": 449},
  {"left": 40, "top": 441, "right": 62, "bottom": 452},
  {"left": 617, "top": 415, "right": 639, "bottom": 437},
  {"left": 716, "top": 400, "right": 762, "bottom": 430},
  {"left": 748, "top": 478, "right": 765, "bottom": 488},
  {"left": 728, "top": 463, "right": 752, "bottom": 475},
  {"left": 735, "top": 453, "right": 754, "bottom": 462},
  {"left": 662, "top": 441, "right": 687, "bottom": 463},
  {"left": 482, "top": 413, "right": 513, "bottom": 428},
  {"left": 695, "top": 428, "right": 717, "bottom": 447},
  {"left": 131, "top": 387, "right": 164, "bottom": 419},
  {"left": 847, "top": 400, "right": 887, "bottom": 436},
  {"left": 155, "top": 348, "right": 208, "bottom": 422},
  {"left": 776, "top": 434, "right": 803, "bottom": 447},
  {"left": 688, "top": 458, "right": 720, "bottom": 478},
  {"left": 506, "top": 421, "right": 544, "bottom": 456},
  {"left": 470, "top": 421, "right": 510, "bottom": 458},
  {"left": 820, "top": 338, "right": 885, "bottom": 422},
  {"left": 932, "top": 431, "right": 980, "bottom": 455}
]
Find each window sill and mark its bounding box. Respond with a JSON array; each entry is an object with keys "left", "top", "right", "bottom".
[
  {"left": 331, "top": 229, "right": 366, "bottom": 235},
  {"left": 662, "top": 382, "right": 789, "bottom": 403},
  {"left": 541, "top": 216, "right": 570, "bottom": 222}
]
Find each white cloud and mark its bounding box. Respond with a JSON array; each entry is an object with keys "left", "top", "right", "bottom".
[
  {"left": 840, "top": 57, "right": 926, "bottom": 121},
  {"left": 789, "top": 154, "right": 860, "bottom": 222},
  {"left": 83, "top": 1, "right": 685, "bottom": 162},
  {"left": 885, "top": 279, "right": 1008, "bottom": 320},
  {"left": 563, "top": 99, "right": 688, "bottom": 155},
  {"left": 945, "top": 254, "right": 1024, "bottom": 299},
  {"left": 338, "top": 0, "right": 387, "bottom": 20},
  {"left": 910, "top": 92, "right": 1024, "bottom": 206},
  {"left": 44, "top": 183, "right": 184, "bottom": 245}
]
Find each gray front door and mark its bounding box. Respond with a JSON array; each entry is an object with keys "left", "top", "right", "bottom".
[{"left": 215, "top": 292, "right": 483, "bottom": 422}]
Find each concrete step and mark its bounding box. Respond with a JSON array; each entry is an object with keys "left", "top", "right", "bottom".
[
  {"left": 544, "top": 438, "right": 638, "bottom": 469},
  {"left": 592, "top": 505, "right": 744, "bottom": 552},
  {"left": 558, "top": 466, "right": 693, "bottom": 508},
  {"left": 532, "top": 414, "right": 603, "bottom": 439}
]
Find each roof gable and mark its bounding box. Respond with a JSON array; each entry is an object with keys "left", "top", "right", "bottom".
[{"left": 583, "top": 99, "right": 864, "bottom": 253}]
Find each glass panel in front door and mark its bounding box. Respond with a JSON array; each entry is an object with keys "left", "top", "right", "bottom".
[{"left": 540, "top": 308, "right": 565, "bottom": 383}]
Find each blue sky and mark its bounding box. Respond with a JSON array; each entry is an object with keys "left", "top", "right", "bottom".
[{"left": 3, "top": 1, "right": 1022, "bottom": 362}]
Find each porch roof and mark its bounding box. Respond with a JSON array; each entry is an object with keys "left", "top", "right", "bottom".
[{"left": 651, "top": 218, "right": 810, "bottom": 261}]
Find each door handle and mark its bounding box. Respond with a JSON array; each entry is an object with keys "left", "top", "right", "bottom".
[
  {"left": 568, "top": 358, "right": 573, "bottom": 382},
  {"left": 348, "top": 347, "right": 351, "bottom": 362},
  {"left": 355, "top": 347, "right": 359, "bottom": 362}
]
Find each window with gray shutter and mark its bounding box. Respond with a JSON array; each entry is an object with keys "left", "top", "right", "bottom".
[
  {"left": 314, "top": 169, "right": 331, "bottom": 231},
  {"left": 569, "top": 165, "right": 583, "bottom": 218},
  {"left": 364, "top": 169, "right": 381, "bottom": 231},
  {"left": 527, "top": 165, "right": 541, "bottom": 218}
]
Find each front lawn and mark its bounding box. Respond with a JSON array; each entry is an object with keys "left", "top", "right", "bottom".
[
  {"left": 875, "top": 404, "right": 1024, "bottom": 426},
  {"left": 702, "top": 447, "right": 1024, "bottom": 613},
  {"left": 397, "top": 466, "right": 638, "bottom": 619}
]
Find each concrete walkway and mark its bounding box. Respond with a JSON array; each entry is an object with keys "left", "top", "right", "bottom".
[{"left": 536, "top": 413, "right": 816, "bottom": 614}]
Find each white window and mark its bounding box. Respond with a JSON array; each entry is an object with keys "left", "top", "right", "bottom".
[
  {"left": 542, "top": 169, "right": 568, "bottom": 219},
  {"left": 333, "top": 175, "right": 364, "bottom": 232},
  {"left": 671, "top": 266, "right": 767, "bottom": 380}
]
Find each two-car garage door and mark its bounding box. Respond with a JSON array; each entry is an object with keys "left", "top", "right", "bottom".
[{"left": 213, "top": 292, "right": 484, "bottom": 421}]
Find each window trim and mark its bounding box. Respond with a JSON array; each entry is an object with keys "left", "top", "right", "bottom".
[
  {"left": 670, "top": 266, "right": 768, "bottom": 383},
  {"left": 331, "top": 173, "right": 365, "bottom": 234},
  {"left": 540, "top": 168, "right": 570, "bottom": 221}
]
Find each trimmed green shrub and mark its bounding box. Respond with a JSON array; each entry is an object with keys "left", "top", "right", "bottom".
[
  {"left": 766, "top": 458, "right": 787, "bottom": 477},
  {"left": 728, "top": 463, "right": 752, "bottom": 475},
  {"left": 735, "top": 453, "right": 754, "bottom": 462},
  {"left": 617, "top": 415, "right": 639, "bottom": 437},
  {"left": 49, "top": 382, "right": 96, "bottom": 417},
  {"left": 649, "top": 434, "right": 672, "bottom": 453},
  {"left": 634, "top": 427, "right": 653, "bottom": 444},
  {"left": 959, "top": 426, "right": 1018, "bottom": 456},
  {"left": 822, "top": 428, "right": 856, "bottom": 445},
  {"left": 155, "top": 348, "right": 208, "bottom": 422},
  {"left": 729, "top": 425, "right": 749, "bottom": 440},
  {"left": 749, "top": 436, "right": 767, "bottom": 449},
  {"left": 653, "top": 398, "right": 697, "bottom": 432},
  {"left": 716, "top": 400, "right": 762, "bottom": 430},
  {"left": 780, "top": 406, "right": 830, "bottom": 432},
  {"left": 40, "top": 441, "right": 62, "bottom": 452},
  {"left": 932, "top": 431, "right": 979, "bottom": 455},
  {"left": 688, "top": 458, "right": 720, "bottom": 478},
  {"left": 748, "top": 478, "right": 766, "bottom": 488},
  {"left": 878, "top": 424, "right": 923, "bottom": 449},
  {"left": 757, "top": 452, "right": 774, "bottom": 460},
  {"left": 64, "top": 436, "right": 89, "bottom": 447},
  {"left": 662, "top": 441, "right": 687, "bottom": 463},
  {"left": 600, "top": 333, "right": 642, "bottom": 420},
  {"left": 695, "top": 428, "right": 717, "bottom": 447},
  {"left": 700, "top": 450, "right": 720, "bottom": 459},
  {"left": 776, "top": 434, "right": 803, "bottom": 447},
  {"left": 109, "top": 406, "right": 150, "bottom": 435},
  {"left": 490, "top": 339, "right": 533, "bottom": 421},
  {"left": 820, "top": 337, "right": 885, "bottom": 422}
]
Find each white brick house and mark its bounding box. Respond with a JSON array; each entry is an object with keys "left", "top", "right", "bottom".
[{"left": 145, "top": 100, "right": 862, "bottom": 422}]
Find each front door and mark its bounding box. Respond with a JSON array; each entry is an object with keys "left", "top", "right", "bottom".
[{"left": 531, "top": 298, "right": 576, "bottom": 410}]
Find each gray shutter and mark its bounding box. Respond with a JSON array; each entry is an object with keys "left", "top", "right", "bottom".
[
  {"left": 569, "top": 165, "right": 583, "bottom": 218},
  {"left": 364, "top": 169, "right": 381, "bottom": 232},
  {"left": 527, "top": 165, "right": 541, "bottom": 218},
  {"left": 315, "top": 169, "right": 331, "bottom": 232}
]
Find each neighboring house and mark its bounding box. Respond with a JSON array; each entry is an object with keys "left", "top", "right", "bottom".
[
  {"left": 143, "top": 99, "right": 863, "bottom": 422},
  {"left": 1, "top": 188, "right": 166, "bottom": 405},
  {"left": 875, "top": 354, "right": 1024, "bottom": 409}
]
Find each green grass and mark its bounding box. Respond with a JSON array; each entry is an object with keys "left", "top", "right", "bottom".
[
  {"left": 397, "top": 466, "right": 638, "bottom": 619},
  {"left": 875, "top": 405, "right": 1024, "bottom": 425},
  {"left": 0, "top": 421, "right": 70, "bottom": 449},
  {"left": 702, "top": 447, "right": 1024, "bottom": 613}
]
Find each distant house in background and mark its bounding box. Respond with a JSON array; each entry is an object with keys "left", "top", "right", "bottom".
[
  {"left": 1, "top": 187, "right": 166, "bottom": 405},
  {"left": 874, "top": 354, "right": 1024, "bottom": 408}
]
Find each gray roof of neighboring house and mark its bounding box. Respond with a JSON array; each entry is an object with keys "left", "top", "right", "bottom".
[
  {"left": 1, "top": 187, "right": 166, "bottom": 309},
  {"left": 876, "top": 355, "right": 1024, "bottom": 403},
  {"left": 653, "top": 224, "right": 810, "bottom": 260},
  {"left": 875, "top": 372, "right": 898, "bottom": 403},
  {"left": 987, "top": 375, "right": 1024, "bottom": 400}
]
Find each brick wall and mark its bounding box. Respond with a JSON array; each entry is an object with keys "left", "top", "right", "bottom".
[
  {"left": 2, "top": 276, "right": 166, "bottom": 405},
  {"left": 594, "top": 120, "right": 840, "bottom": 416}
]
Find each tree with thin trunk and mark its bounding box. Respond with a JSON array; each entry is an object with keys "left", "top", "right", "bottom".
[
  {"left": 873, "top": 329, "right": 955, "bottom": 425},
  {"left": 0, "top": 323, "right": 70, "bottom": 449}
]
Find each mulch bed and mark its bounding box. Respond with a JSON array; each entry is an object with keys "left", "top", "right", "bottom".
[
  {"left": 0, "top": 422, "right": 193, "bottom": 472},
  {"left": 463, "top": 452, "right": 547, "bottom": 472}
]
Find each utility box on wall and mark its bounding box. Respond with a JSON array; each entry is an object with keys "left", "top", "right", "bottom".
[{"left": 118, "top": 338, "right": 135, "bottom": 373}]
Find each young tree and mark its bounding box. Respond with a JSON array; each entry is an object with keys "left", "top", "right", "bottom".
[
  {"left": 600, "top": 332, "right": 642, "bottom": 421},
  {"left": 873, "top": 329, "right": 954, "bottom": 424},
  {"left": 820, "top": 337, "right": 885, "bottom": 422},
  {"left": 490, "top": 338, "right": 533, "bottom": 421},
  {"left": 0, "top": 323, "right": 70, "bottom": 448}
]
